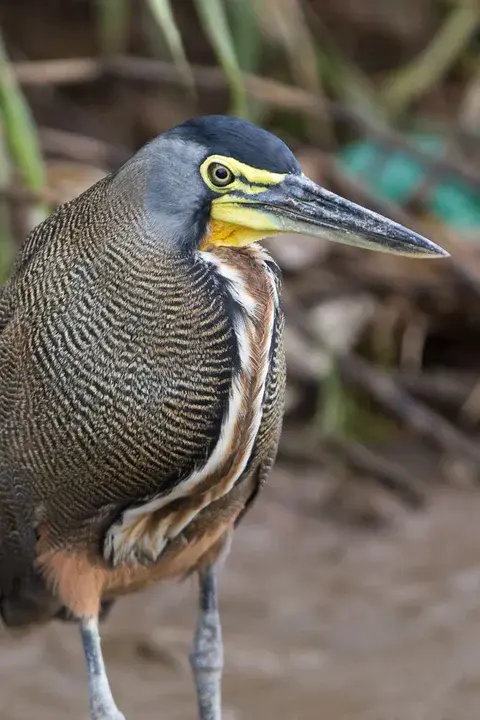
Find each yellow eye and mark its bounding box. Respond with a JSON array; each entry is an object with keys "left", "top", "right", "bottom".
[{"left": 207, "top": 162, "right": 235, "bottom": 188}]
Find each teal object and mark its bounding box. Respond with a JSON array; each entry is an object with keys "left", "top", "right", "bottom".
[{"left": 338, "top": 133, "right": 480, "bottom": 231}]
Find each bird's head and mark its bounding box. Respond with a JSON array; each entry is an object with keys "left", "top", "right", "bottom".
[{"left": 123, "top": 115, "right": 448, "bottom": 258}]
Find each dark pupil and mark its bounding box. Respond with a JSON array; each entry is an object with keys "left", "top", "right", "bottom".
[{"left": 215, "top": 166, "right": 228, "bottom": 181}]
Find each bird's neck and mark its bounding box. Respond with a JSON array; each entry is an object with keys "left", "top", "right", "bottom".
[
  {"left": 201, "top": 220, "right": 279, "bottom": 250},
  {"left": 198, "top": 243, "right": 282, "bottom": 327}
]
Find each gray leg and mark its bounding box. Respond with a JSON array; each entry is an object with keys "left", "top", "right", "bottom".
[
  {"left": 190, "top": 565, "right": 223, "bottom": 720},
  {"left": 80, "top": 615, "right": 126, "bottom": 720}
]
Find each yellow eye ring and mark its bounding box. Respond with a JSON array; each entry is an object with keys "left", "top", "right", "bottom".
[{"left": 207, "top": 162, "right": 235, "bottom": 188}]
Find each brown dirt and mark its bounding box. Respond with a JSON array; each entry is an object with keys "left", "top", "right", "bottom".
[{"left": 2, "top": 466, "right": 480, "bottom": 720}]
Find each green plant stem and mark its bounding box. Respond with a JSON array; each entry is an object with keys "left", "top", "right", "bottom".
[
  {"left": 145, "top": 0, "right": 194, "bottom": 89},
  {"left": 96, "top": 0, "right": 131, "bottom": 55},
  {"left": 0, "top": 119, "right": 14, "bottom": 282},
  {"left": 0, "top": 30, "right": 48, "bottom": 227},
  {"left": 382, "top": 2, "right": 480, "bottom": 116},
  {"left": 194, "top": 0, "right": 247, "bottom": 118}
]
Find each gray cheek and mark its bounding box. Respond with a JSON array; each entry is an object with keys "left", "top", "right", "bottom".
[
  {"left": 144, "top": 208, "right": 193, "bottom": 249},
  {"left": 113, "top": 136, "right": 212, "bottom": 251},
  {"left": 145, "top": 180, "right": 208, "bottom": 249}
]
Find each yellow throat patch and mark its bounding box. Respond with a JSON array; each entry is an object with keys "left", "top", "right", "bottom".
[
  {"left": 199, "top": 154, "right": 286, "bottom": 249},
  {"left": 201, "top": 219, "right": 278, "bottom": 249}
]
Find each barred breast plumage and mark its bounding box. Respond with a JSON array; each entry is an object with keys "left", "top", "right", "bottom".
[{"left": 0, "top": 170, "right": 285, "bottom": 618}]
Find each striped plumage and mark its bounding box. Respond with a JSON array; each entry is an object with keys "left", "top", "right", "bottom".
[{"left": 0, "top": 168, "right": 285, "bottom": 620}]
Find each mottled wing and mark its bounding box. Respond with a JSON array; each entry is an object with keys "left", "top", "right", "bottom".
[
  {"left": 0, "top": 219, "right": 72, "bottom": 626},
  {"left": 0, "top": 282, "right": 8, "bottom": 331},
  {"left": 0, "top": 273, "right": 39, "bottom": 621}
]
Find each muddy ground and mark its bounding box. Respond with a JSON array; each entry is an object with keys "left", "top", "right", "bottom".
[{"left": 2, "top": 464, "right": 480, "bottom": 720}]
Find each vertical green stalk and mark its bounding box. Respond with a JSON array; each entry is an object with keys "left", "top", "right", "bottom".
[
  {"left": 96, "top": 0, "right": 131, "bottom": 55},
  {"left": 228, "top": 0, "right": 264, "bottom": 122},
  {"left": 0, "top": 30, "right": 48, "bottom": 228},
  {"left": 145, "top": 0, "right": 194, "bottom": 89},
  {"left": 316, "top": 358, "right": 348, "bottom": 440},
  {"left": 0, "top": 118, "right": 14, "bottom": 283},
  {"left": 228, "top": 0, "right": 261, "bottom": 73},
  {"left": 194, "top": 0, "right": 247, "bottom": 118}
]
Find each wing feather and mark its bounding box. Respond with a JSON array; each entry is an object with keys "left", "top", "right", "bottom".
[{"left": 0, "top": 221, "right": 61, "bottom": 626}]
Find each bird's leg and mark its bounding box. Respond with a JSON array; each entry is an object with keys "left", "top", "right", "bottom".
[
  {"left": 80, "top": 615, "right": 126, "bottom": 720},
  {"left": 190, "top": 564, "right": 223, "bottom": 720}
]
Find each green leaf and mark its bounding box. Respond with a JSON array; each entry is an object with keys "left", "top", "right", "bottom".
[
  {"left": 145, "top": 0, "right": 194, "bottom": 88},
  {"left": 0, "top": 118, "right": 14, "bottom": 282},
  {"left": 96, "top": 0, "right": 131, "bottom": 55},
  {"left": 194, "top": 0, "right": 247, "bottom": 117},
  {"left": 0, "top": 30, "right": 48, "bottom": 225},
  {"left": 227, "top": 0, "right": 264, "bottom": 121},
  {"left": 228, "top": 0, "right": 261, "bottom": 73},
  {"left": 318, "top": 359, "right": 348, "bottom": 439}
]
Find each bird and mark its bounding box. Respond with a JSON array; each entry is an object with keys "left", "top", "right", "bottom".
[{"left": 0, "top": 115, "right": 448, "bottom": 720}]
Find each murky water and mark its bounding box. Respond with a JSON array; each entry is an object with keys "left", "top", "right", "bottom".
[{"left": 2, "top": 468, "right": 480, "bottom": 720}]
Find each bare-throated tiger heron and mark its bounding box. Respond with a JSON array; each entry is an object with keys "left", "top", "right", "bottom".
[{"left": 0, "top": 116, "right": 448, "bottom": 720}]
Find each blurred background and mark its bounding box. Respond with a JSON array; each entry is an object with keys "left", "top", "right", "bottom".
[{"left": 0, "top": 1, "right": 480, "bottom": 718}]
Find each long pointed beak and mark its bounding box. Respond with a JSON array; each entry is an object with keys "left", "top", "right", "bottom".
[{"left": 216, "top": 174, "right": 449, "bottom": 258}]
